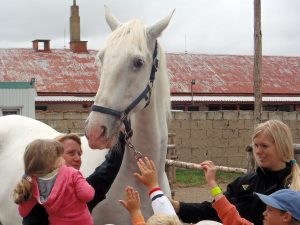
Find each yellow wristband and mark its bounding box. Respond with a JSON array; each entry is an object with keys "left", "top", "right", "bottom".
[{"left": 210, "top": 186, "right": 222, "bottom": 197}]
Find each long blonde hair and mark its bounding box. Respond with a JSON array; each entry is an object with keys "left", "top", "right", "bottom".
[
  {"left": 252, "top": 120, "right": 300, "bottom": 190},
  {"left": 146, "top": 214, "right": 181, "bottom": 225},
  {"left": 13, "top": 139, "right": 64, "bottom": 204}
]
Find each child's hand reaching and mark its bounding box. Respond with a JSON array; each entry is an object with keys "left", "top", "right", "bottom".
[
  {"left": 119, "top": 186, "right": 142, "bottom": 217},
  {"left": 134, "top": 157, "right": 159, "bottom": 190},
  {"left": 200, "top": 160, "right": 218, "bottom": 189}
]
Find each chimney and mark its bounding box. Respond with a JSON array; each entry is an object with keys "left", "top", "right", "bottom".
[
  {"left": 69, "top": 0, "right": 88, "bottom": 53},
  {"left": 32, "top": 39, "right": 51, "bottom": 52}
]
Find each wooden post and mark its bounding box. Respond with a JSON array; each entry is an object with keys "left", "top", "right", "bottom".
[
  {"left": 249, "top": 0, "right": 263, "bottom": 173},
  {"left": 166, "top": 133, "right": 177, "bottom": 198}
]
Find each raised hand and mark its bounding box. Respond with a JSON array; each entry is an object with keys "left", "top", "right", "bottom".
[
  {"left": 119, "top": 186, "right": 142, "bottom": 216},
  {"left": 200, "top": 160, "right": 218, "bottom": 189},
  {"left": 134, "top": 157, "right": 159, "bottom": 190}
]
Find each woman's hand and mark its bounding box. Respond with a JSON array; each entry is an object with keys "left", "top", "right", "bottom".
[{"left": 134, "top": 157, "right": 159, "bottom": 190}]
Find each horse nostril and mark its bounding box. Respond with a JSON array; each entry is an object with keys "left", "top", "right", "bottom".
[{"left": 100, "top": 126, "right": 107, "bottom": 138}]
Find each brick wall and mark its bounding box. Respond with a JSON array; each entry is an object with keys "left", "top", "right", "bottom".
[{"left": 36, "top": 110, "right": 300, "bottom": 168}]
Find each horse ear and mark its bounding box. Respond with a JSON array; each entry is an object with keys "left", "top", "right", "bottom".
[
  {"left": 147, "top": 9, "right": 175, "bottom": 39},
  {"left": 104, "top": 5, "right": 121, "bottom": 31}
]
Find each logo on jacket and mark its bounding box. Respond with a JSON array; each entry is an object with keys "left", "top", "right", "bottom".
[{"left": 242, "top": 184, "right": 249, "bottom": 190}]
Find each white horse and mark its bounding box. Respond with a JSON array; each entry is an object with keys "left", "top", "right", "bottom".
[
  {"left": 84, "top": 7, "right": 174, "bottom": 224},
  {"left": 0, "top": 7, "right": 174, "bottom": 225}
]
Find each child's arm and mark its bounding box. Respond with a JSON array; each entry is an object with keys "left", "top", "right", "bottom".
[
  {"left": 201, "top": 160, "right": 253, "bottom": 225},
  {"left": 73, "top": 170, "right": 95, "bottom": 202},
  {"left": 119, "top": 186, "right": 146, "bottom": 225},
  {"left": 134, "top": 157, "right": 176, "bottom": 215},
  {"left": 18, "top": 198, "right": 38, "bottom": 217}
]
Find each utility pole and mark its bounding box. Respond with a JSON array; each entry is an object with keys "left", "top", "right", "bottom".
[
  {"left": 254, "top": 0, "right": 262, "bottom": 126},
  {"left": 248, "top": 0, "right": 262, "bottom": 173},
  {"left": 191, "top": 80, "right": 195, "bottom": 105}
]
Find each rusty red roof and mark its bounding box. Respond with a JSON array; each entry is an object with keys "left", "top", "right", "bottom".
[
  {"left": 0, "top": 49, "right": 99, "bottom": 95},
  {"left": 1, "top": 49, "right": 300, "bottom": 96},
  {"left": 167, "top": 53, "right": 300, "bottom": 95}
]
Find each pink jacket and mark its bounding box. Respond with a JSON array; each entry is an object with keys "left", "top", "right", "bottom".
[
  {"left": 19, "top": 165, "right": 95, "bottom": 225},
  {"left": 212, "top": 195, "right": 253, "bottom": 225}
]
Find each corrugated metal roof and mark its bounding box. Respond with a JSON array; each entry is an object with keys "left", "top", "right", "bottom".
[
  {"left": 35, "top": 95, "right": 300, "bottom": 103},
  {"left": 167, "top": 54, "right": 300, "bottom": 94},
  {"left": 0, "top": 49, "right": 99, "bottom": 94},
  {"left": 1, "top": 49, "right": 300, "bottom": 95}
]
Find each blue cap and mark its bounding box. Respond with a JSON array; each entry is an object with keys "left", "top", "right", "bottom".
[{"left": 256, "top": 189, "right": 300, "bottom": 221}]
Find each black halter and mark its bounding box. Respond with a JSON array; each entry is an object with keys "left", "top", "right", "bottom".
[{"left": 91, "top": 41, "right": 159, "bottom": 140}]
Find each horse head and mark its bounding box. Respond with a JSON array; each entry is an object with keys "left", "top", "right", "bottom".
[{"left": 85, "top": 6, "right": 174, "bottom": 149}]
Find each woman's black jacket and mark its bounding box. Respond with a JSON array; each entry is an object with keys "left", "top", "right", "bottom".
[
  {"left": 22, "top": 133, "right": 125, "bottom": 225},
  {"left": 178, "top": 163, "right": 292, "bottom": 225}
]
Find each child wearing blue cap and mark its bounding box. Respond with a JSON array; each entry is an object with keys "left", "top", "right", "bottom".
[{"left": 201, "top": 160, "right": 300, "bottom": 225}]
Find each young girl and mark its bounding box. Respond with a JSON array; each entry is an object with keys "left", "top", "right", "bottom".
[{"left": 13, "top": 139, "right": 95, "bottom": 225}]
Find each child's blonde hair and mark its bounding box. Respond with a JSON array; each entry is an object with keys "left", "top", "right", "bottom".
[
  {"left": 147, "top": 214, "right": 181, "bottom": 225},
  {"left": 252, "top": 120, "right": 300, "bottom": 190},
  {"left": 13, "top": 139, "right": 64, "bottom": 204}
]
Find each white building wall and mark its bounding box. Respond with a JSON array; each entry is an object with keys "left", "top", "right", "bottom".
[{"left": 0, "top": 88, "right": 36, "bottom": 118}]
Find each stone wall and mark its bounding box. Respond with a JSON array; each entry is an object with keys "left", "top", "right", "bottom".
[
  {"left": 36, "top": 110, "right": 89, "bottom": 134},
  {"left": 36, "top": 110, "right": 300, "bottom": 168}
]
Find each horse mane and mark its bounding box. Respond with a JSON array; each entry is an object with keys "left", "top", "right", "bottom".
[{"left": 156, "top": 44, "right": 171, "bottom": 120}]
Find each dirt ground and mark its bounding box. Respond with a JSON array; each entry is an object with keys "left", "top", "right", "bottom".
[{"left": 173, "top": 183, "right": 227, "bottom": 203}]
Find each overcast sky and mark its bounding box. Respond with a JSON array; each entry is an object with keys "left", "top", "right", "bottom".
[{"left": 0, "top": 0, "right": 299, "bottom": 56}]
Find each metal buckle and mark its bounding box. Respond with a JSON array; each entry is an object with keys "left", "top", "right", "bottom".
[
  {"left": 134, "top": 151, "right": 143, "bottom": 160},
  {"left": 126, "top": 138, "right": 143, "bottom": 161}
]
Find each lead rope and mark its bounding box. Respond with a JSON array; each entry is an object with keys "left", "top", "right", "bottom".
[{"left": 125, "top": 135, "right": 143, "bottom": 160}]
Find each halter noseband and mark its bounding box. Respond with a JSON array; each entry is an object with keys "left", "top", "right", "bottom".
[{"left": 91, "top": 41, "right": 159, "bottom": 144}]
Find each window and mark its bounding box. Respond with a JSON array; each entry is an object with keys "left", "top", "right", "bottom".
[
  {"left": 2, "top": 108, "right": 20, "bottom": 116},
  {"left": 35, "top": 106, "right": 48, "bottom": 111},
  {"left": 188, "top": 106, "right": 199, "bottom": 111},
  {"left": 208, "top": 104, "right": 221, "bottom": 111},
  {"left": 240, "top": 104, "right": 254, "bottom": 110},
  {"left": 172, "top": 105, "right": 185, "bottom": 111},
  {"left": 222, "top": 104, "right": 237, "bottom": 110}
]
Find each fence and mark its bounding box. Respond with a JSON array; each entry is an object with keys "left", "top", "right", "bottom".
[{"left": 165, "top": 133, "right": 300, "bottom": 198}]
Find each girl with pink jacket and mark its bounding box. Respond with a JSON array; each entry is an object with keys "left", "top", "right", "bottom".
[{"left": 13, "top": 139, "right": 95, "bottom": 225}]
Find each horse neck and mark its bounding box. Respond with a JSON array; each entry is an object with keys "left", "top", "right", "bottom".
[{"left": 124, "top": 78, "right": 169, "bottom": 173}]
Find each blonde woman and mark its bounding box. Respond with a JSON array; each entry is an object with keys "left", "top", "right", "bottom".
[{"left": 172, "top": 120, "right": 300, "bottom": 225}]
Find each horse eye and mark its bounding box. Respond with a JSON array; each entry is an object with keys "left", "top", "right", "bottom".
[{"left": 133, "top": 58, "right": 144, "bottom": 69}]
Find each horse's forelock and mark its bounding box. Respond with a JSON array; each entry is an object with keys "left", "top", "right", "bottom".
[{"left": 105, "top": 20, "right": 149, "bottom": 55}]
